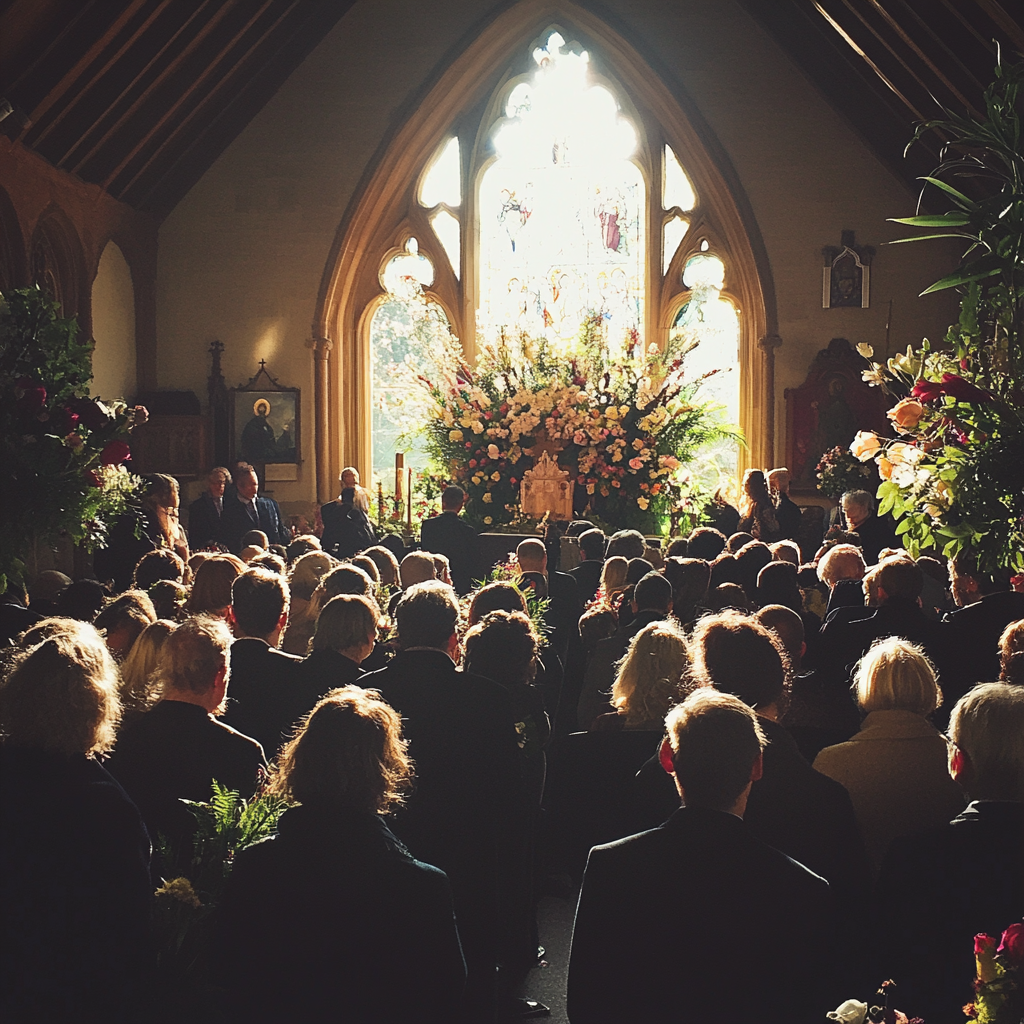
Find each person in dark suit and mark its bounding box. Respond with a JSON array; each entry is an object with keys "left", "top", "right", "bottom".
[
  {"left": 218, "top": 685, "right": 465, "bottom": 1023},
  {"left": 361, "top": 581, "right": 521, "bottom": 1023},
  {"left": 942, "top": 552, "right": 1024, "bottom": 706},
  {"left": 223, "top": 567, "right": 303, "bottom": 758},
  {"left": 1, "top": 621, "right": 152, "bottom": 1023},
  {"left": 320, "top": 486, "right": 377, "bottom": 559},
  {"left": 768, "top": 467, "right": 803, "bottom": 542},
  {"left": 577, "top": 572, "right": 673, "bottom": 730},
  {"left": 841, "top": 489, "right": 897, "bottom": 566},
  {"left": 220, "top": 464, "right": 289, "bottom": 553},
  {"left": 516, "top": 537, "right": 582, "bottom": 662},
  {"left": 293, "top": 593, "right": 376, "bottom": 713},
  {"left": 568, "top": 528, "right": 606, "bottom": 605},
  {"left": 187, "top": 466, "right": 232, "bottom": 550},
  {"left": 419, "top": 485, "right": 483, "bottom": 595},
  {"left": 876, "top": 683, "right": 1024, "bottom": 1022},
  {"left": 106, "top": 616, "right": 266, "bottom": 850},
  {"left": 568, "top": 688, "right": 835, "bottom": 1024}
]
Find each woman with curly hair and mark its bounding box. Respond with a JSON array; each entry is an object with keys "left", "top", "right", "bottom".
[
  {"left": 219, "top": 686, "right": 465, "bottom": 1022},
  {"left": 737, "top": 469, "right": 782, "bottom": 544},
  {"left": 280, "top": 550, "right": 336, "bottom": 655}
]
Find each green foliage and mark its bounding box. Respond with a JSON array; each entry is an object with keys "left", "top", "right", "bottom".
[
  {"left": 0, "top": 286, "right": 144, "bottom": 589},
  {"left": 469, "top": 557, "right": 552, "bottom": 642}
]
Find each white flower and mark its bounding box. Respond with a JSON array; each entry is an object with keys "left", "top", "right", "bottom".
[{"left": 856, "top": 343, "right": 874, "bottom": 359}]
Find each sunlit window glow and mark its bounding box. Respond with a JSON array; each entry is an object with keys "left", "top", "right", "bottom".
[
  {"left": 430, "top": 209, "right": 461, "bottom": 280},
  {"left": 420, "top": 136, "right": 461, "bottom": 209},
  {"left": 478, "top": 31, "right": 644, "bottom": 355},
  {"left": 380, "top": 237, "right": 433, "bottom": 299},
  {"left": 663, "top": 215, "right": 689, "bottom": 276},
  {"left": 663, "top": 145, "right": 695, "bottom": 212}
]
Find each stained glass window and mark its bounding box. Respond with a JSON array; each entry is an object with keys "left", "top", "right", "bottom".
[
  {"left": 477, "top": 32, "right": 644, "bottom": 354},
  {"left": 371, "top": 239, "right": 450, "bottom": 482}
]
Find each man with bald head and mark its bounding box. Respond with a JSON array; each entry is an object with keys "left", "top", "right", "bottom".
[{"left": 516, "top": 537, "right": 582, "bottom": 663}]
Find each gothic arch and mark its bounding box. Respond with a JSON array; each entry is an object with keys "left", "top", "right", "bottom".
[
  {"left": 313, "top": 0, "right": 779, "bottom": 501},
  {"left": 29, "top": 205, "right": 89, "bottom": 329}
]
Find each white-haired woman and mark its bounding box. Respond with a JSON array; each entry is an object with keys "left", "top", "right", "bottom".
[
  {"left": 813, "top": 637, "right": 964, "bottom": 871},
  {"left": 281, "top": 550, "right": 336, "bottom": 655},
  {"left": 0, "top": 620, "right": 151, "bottom": 1020}
]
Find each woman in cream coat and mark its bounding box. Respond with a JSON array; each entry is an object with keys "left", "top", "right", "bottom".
[{"left": 813, "top": 637, "right": 964, "bottom": 872}]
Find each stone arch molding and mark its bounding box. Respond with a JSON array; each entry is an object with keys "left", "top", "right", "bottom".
[
  {"left": 313, "top": 0, "right": 779, "bottom": 501},
  {"left": 29, "top": 204, "right": 88, "bottom": 328}
]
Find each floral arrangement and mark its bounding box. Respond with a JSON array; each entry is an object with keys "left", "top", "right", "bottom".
[
  {"left": 408, "top": 315, "right": 738, "bottom": 533},
  {"left": 467, "top": 556, "right": 552, "bottom": 642},
  {"left": 847, "top": 59, "right": 1023, "bottom": 572},
  {"left": 967, "top": 924, "right": 1024, "bottom": 1023},
  {"left": 816, "top": 444, "right": 879, "bottom": 499},
  {"left": 0, "top": 286, "right": 146, "bottom": 590}
]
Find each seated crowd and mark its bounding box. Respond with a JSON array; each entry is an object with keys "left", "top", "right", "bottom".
[{"left": 0, "top": 463, "right": 1022, "bottom": 1024}]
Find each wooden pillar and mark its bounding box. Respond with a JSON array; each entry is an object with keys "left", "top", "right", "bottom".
[
  {"left": 758, "top": 333, "right": 783, "bottom": 468},
  {"left": 313, "top": 334, "right": 333, "bottom": 503}
]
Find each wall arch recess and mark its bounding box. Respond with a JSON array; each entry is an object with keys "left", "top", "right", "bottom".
[
  {"left": 313, "top": 0, "right": 778, "bottom": 501},
  {"left": 29, "top": 204, "right": 89, "bottom": 329},
  {"left": 0, "top": 186, "right": 26, "bottom": 294}
]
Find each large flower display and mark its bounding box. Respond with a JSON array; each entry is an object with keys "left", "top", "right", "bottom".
[{"left": 410, "top": 317, "right": 737, "bottom": 532}]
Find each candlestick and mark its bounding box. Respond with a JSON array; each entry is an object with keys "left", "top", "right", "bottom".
[
  {"left": 377, "top": 481, "right": 384, "bottom": 525},
  {"left": 395, "top": 453, "right": 404, "bottom": 503},
  {"left": 406, "top": 467, "right": 413, "bottom": 532}
]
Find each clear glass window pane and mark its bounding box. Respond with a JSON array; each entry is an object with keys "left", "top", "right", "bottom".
[
  {"left": 419, "top": 136, "right": 461, "bottom": 209},
  {"left": 663, "top": 145, "right": 695, "bottom": 212},
  {"left": 430, "top": 209, "right": 461, "bottom": 280},
  {"left": 662, "top": 215, "right": 689, "bottom": 276}
]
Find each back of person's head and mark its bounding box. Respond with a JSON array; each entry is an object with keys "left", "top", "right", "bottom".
[
  {"left": 707, "top": 582, "right": 750, "bottom": 612},
  {"left": 606, "top": 529, "right": 646, "bottom": 561},
  {"left": 999, "top": 619, "right": 1024, "bottom": 686},
  {"left": 662, "top": 558, "right": 711, "bottom": 614},
  {"left": 312, "top": 595, "right": 378, "bottom": 655},
  {"left": 948, "top": 683, "right": 1024, "bottom": 801},
  {"left": 396, "top": 580, "right": 459, "bottom": 650},
  {"left": 865, "top": 556, "right": 923, "bottom": 605},
  {"left": 726, "top": 532, "right": 755, "bottom": 553},
  {"left": 241, "top": 529, "right": 269, "bottom": 551},
  {"left": 133, "top": 549, "right": 185, "bottom": 590},
  {"left": 399, "top": 551, "right": 437, "bottom": 588},
  {"left": 94, "top": 590, "right": 157, "bottom": 633},
  {"left": 464, "top": 610, "right": 539, "bottom": 690},
  {"left": 0, "top": 621, "right": 120, "bottom": 755},
  {"left": 467, "top": 582, "right": 527, "bottom": 626},
  {"left": 665, "top": 537, "right": 687, "bottom": 558},
  {"left": 665, "top": 688, "right": 768, "bottom": 810},
  {"left": 240, "top": 545, "right": 265, "bottom": 564},
  {"left": 156, "top": 615, "right": 232, "bottom": 696},
  {"left": 770, "top": 540, "right": 801, "bottom": 566},
  {"left": 735, "top": 541, "right": 773, "bottom": 598},
  {"left": 119, "top": 618, "right": 177, "bottom": 708},
  {"left": 690, "top": 610, "right": 789, "bottom": 712},
  {"left": 55, "top": 579, "right": 109, "bottom": 622},
  {"left": 270, "top": 686, "right": 413, "bottom": 814},
  {"left": 633, "top": 571, "right": 673, "bottom": 613},
  {"left": 516, "top": 538, "right": 547, "bottom": 571},
  {"left": 362, "top": 546, "right": 400, "bottom": 588},
  {"left": 187, "top": 554, "right": 245, "bottom": 615},
  {"left": 644, "top": 545, "right": 665, "bottom": 571},
  {"left": 755, "top": 604, "right": 805, "bottom": 668},
  {"left": 340, "top": 487, "right": 356, "bottom": 505},
  {"left": 441, "top": 485, "right": 466, "bottom": 511},
  {"left": 231, "top": 567, "right": 289, "bottom": 639},
  {"left": 142, "top": 473, "right": 179, "bottom": 510},
  {"left": 250, "top": 553, "right": 286, "bottom": 575},
  {"left": 742, "top": 469, "right": 772, "bottom": 504},
  {"left": 755, "top": 560, "right": 802, "bottom": 613},
  {"left": 852, "top": 637, "right": 939, "bottom": 716},
  {"left": 29, "top": 570, "right": 71, "bottom": 608},
  {"left": 817, "top": 543, "right": 867, "bottom": 588},
  {"left": 351, "top": 555, "right": 380, "bottom": 583},
  {"left": 612, "top": 620, "right": 688, "bottom": 728},
  {"left": 951, "top": 550, "right": 1012, "bottom": 597},
  {"left": 429, "top": 553, "right": 451, "bottom": 583},
  {"left": 687, "top": 527, "right": 726, "bottom": 562},
  {"left": 767, "top": 467, "right": 791, "bottom": 493},
  {"left": 319, "top": 564, "right": 374, "bottom": 599},
  {"left": 566, "top": 520, "right": 595, "bottom": 538},
  {"left": 287, "top": 535, "right": 322, "bottom": 563},
  {"left": 149, "top": 580, "right": 189, "bottom": 621},
  {"left": 916, "top": 555, "right": 947, "bottom": 585},
  {"left": 288, "top": 551, "right": 335, "bottom": 602},
  {"left": 625, "top": 558, "right": 654, "bottom": 586},
  {"left": 599, "top": 556, "right": 629, "bottom": 594},
  {"left": 579, "top": 606, "right": 617, "bottom": 648},
  {"left": 710, "top": 553, "right": 741, "bottom": 588},
  {"left": 578, "top": 528, "right": 607, "bottom": 561}
]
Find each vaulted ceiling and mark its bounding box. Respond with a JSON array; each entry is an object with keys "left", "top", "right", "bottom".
[{"left": 1, "top": 0, "right": 1021, "bottom": 221}]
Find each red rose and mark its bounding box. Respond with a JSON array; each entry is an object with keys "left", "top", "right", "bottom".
[
  {"left": 975, "top": 933, "right": 997, "bottom": 956},
  {"left": 71, "top": 397, "right": 111, "bottom": 430},
  {"left": 100, "top": 440, "right": 131, "bottom": 465},
  {"left": 468, "top": 459, "right": 477, "bottom": 468},
  {"left": 912, "top": 379, "right": 945, "bottom": 403},
  {"left": 17, "top": 385, "right": 47, "bottom": 415},
  {"left": 998, "top": 923, "right": 1024, "bottom": 965},
  {"left": 940, "top": 373, "right": 992, "bottom": 403},
  {"left": 85, "top": 469, "right": 103, "bottom": 488},
  {"left": 509, "top": 478, "right": 517, "bottom": 485}
]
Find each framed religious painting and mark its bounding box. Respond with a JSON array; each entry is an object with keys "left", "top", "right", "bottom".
[{"left": 229, "top": 361, "right": 301, "bottom": 469}]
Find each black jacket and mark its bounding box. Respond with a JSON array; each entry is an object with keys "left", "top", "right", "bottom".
[
  {"left": 419, "top": 512, "right": 483, "bottom": 595},
  {"left": 320, "top": 500, "right": 377, "bottom": 559},
  {"left": 1, "top": 747, "right": 152, "bottom": 1023},
  {"left": 776, "top": 492, "right": 803, "bottom": 541},
  {"left": 106, "top": 699, "right": 265, "bottom": 847},
  {"left": 850, "top": 512, "right": 897, "bottom": 566},
  {"left": 219, "top": 805, "right": 465, "bottom": 1023},
  {"left": 567, "top": 806, "right": 835, "bottom": 1023},
  {"left": 187, "top": 491, "right": 225, "bottom": 550},
  {"left": 942, "top": 590, "right": 1024, "bottom": 704},
  {"left": 293, "top": 648, "right": 364, "bottom": 713},
  {"left": 569, "top": 559, "right": 604, "bottom": 606},
  {"left": 221, "top": 493, "right": 288, "bottom": 552}
]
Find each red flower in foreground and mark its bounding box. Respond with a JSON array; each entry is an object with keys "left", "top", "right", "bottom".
[
  {"left": 17, "top": 385, "right": 47, "bottom": 415},
  {"left": 998, "top": 922, "right": 1024, "bottom": 966},
  {"left": 85, "top": 469, "right": 103, "bottom": 488},
  {"left": 913, "top": 374, "right": 993, "bottom": 404},
  {"left": 100, "top": 440, "right": 130, "bottom": 465}
]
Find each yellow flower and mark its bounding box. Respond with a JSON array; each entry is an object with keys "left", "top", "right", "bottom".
[
  {"left": 605, "top": 406, "right": 620, "bottom": 421},
  {"left": 483, "top": 516, "right": 493, "bottom": 525},
  {"left": 471, "top": 421, "right": 484, "bottom": 434},
  {"left": 155, "top": 877, "right": 202, "bottom": 909},
  {"left": 619, "top": 405, "right": 630, "bottom": 417},
  {"left": 491, "top": 471, "right": 501, "bottom": 481},
  {"left": 632, "top": 438, "right": 644, "bottom": 451},
  {"left": 637, "top": 496, "right": 649, "bottom": 510},
  {"left": 482, "top": 492, "right": 493, "bottom": 503},
  {"left": 449, "top": 429, "right": 463, "bottom": 442}
]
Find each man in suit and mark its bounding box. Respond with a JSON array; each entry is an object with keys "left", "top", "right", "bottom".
[
  {"left": 568, "top": 688, "right": 835, "bottom": 1023},
  {"left": 516, "top": 537, "right": 582, "bottom": 663},
  {"left": 942, "top": 552, "right": 1024, "bottom": 705},
  {"left": 876, "top": 683, "right": 1024, "bottom": 1021},
  {"left": 362, "top": 581, "right": 521, "bottom": 1023},
  {"left": 223, "top": 567, "right": 303, "bottom": 758},
  {"left": 106, "top": 616, "right": 266, "bottom": 849},
  {"left": 187, "top": 466, "right": 232, "bottom": 550},
  {"left": 221, "top": 464, "right": 289, "bottom": 553},
  {"left": 577, "top": 572, "right": 672, "bottom": 730},
  {"left": 568, "top": 528, "right": 606, "bottom": 605},
  {"left": 768, "top": 467, "right": 803, "bottom": 543},
  {"left": 419, "top": 485, "right": 483, "bottom": 595},
  {"left": 320, "top": 486, "right": 376, "bottom": 559},
  {"left": 841, "top": 489, "right": 896, "bottom": 566}
]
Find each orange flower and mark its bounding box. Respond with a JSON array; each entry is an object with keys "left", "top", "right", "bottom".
[{"left": 887, "top": 397, "right": 926, "bottom": 432}]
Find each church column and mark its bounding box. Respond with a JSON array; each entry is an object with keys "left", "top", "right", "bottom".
[
  {"left": 758, "top": 333, "right": 783, "bottom": 468},
  {"left": 312, "top": 334, "right": 333, "bottom": 504}
]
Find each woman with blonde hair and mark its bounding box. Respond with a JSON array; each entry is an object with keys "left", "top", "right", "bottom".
[
  {"left": 185, "top": 553, "right": 245, "bottom": 618},
  {"left": 593, "top": 620, "right": 688, "bottom": 731},
  {"left": 813, "top": 637, "right": 964, "bottom": 871},
  {"left": 596, "top": 555, "right": 629, "bottom": 607},
  {"left": 219, "top": 686, "right": 465, "bottom": 1022},
  {"left": 0, "top": 622, "right": 151, "bottom": 1020},
  {"left": 281, "top": 550, "right": 336, "bottom": 655},
  {"left": 999, "top": 617, "right": 1024, "bottom": 685},
  {"left": 118, "top": 618, "right": 177, "bottom": 716}
]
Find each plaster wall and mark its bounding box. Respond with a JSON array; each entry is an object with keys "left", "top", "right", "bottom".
[
  {"left": 156, "top": 0, "right": 959, "bottom": 508},
  {"left": 91, "top": 242, "right": 137, "bottom": 403}
]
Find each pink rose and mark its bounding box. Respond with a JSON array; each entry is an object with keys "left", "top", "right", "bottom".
[{"left": 998, "top": 923, "right": 1024, "bottom": 966}]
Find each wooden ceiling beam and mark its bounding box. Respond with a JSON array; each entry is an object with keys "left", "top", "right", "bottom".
[{"left": 1, "top": 0, "right": 98, "bottom": 96}]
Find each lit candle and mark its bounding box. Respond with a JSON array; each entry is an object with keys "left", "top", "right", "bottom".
[
  {"left": 395, "top": 453, "right": 404, "bottom": 502},
  {"left": 407, "top": 467, "right": 413, "bottom": 532}
]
